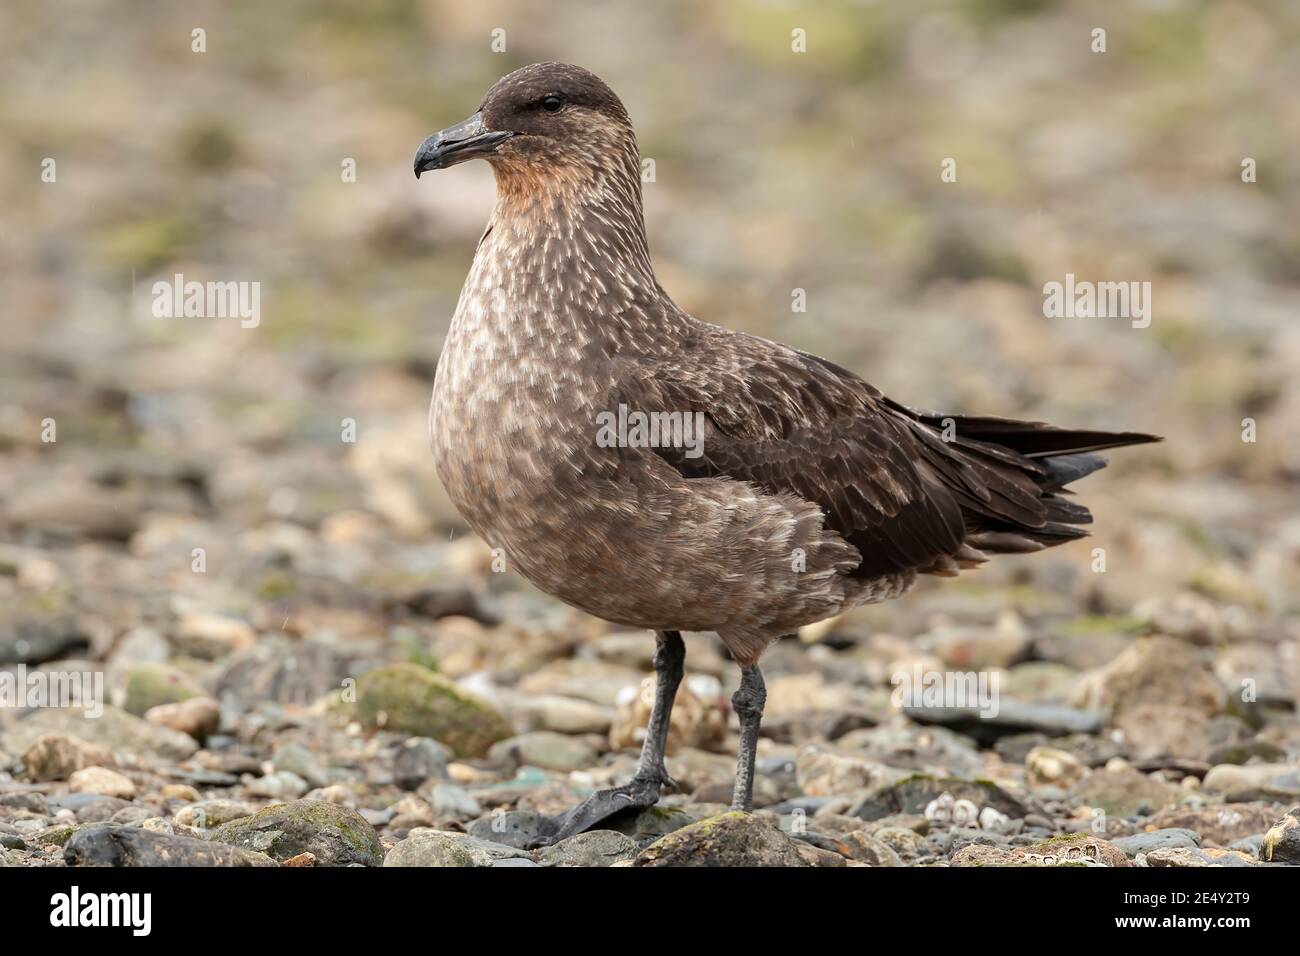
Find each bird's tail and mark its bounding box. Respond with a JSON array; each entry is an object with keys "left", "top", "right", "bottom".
[{"left": 889, "top": 402, "right": 1162, "bottom": 569}]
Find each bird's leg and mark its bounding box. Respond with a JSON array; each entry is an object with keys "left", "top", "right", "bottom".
[
  {"left": 530, "top": 630, "right": 685, "bottom": 847},
  {"left": 633, "top": 629, "right": 685, "bottom": 789},
  {"left": 729, "top": 662, "right": 767, "bottom": 813}
]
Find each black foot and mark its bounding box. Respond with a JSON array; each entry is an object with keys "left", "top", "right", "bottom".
[{"left": 528, "top": 771, "right": 671, "bottom": 849}]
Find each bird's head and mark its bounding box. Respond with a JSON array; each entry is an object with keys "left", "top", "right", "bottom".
[{"left": 413, "top": 63, "right": 637, "bottom": 191}]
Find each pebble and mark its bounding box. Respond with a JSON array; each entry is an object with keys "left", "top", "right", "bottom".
[
  {"left": 1025, "top": 745, "right": 1087, "bottom": 787},
  {"left": 488, "top": 731, "right": 597, "bottom": 773},
  {"left": 635, "top": 812, "right": 808, "bottom": 867},
  {"left": 212, "top": 799, "right": 384, "bottom": 866},
  {"left": 144, "top": 697, "right": 221, "bottom": 741},
  {"left": 1260, "top": 807, "right": 1300, "bottom": 864},
  {"left": 65, "top": 825, "right": 278, "bottom": 867},
  {"left": 537, "top": 830, "right": 639, "bottom": 866},
  {"left": 394, "top": 737, "right": 452, "bottom": 790},
  {"left": 1111, "top": 828, "right": 1202, "bottom": 857},
  {"left": 0, "top": 707, "right": 197, "bottom": 762},
  {"left": 68, "top": 767, "right": 136, "bottom": 799},
  {"left": 383, "top": 829, "right": 529, "bottom": 867},
  {"left": 21, "top": 734, "right": 113, "bottom": 782}
]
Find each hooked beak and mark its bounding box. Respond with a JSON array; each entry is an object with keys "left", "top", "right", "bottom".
[{"left": 413, "top": 112, "right": 513, "bottom": 178}]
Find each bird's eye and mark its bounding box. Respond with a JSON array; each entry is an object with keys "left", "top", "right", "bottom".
[{"left": 541, "top": 94, "right": 564, "bottom": 113}]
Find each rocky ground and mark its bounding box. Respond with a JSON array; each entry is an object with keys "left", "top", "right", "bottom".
[
  {"left": 2, "top": 503, "right": 1298, "bottom": 867},
  {"left": 3, "top": 2, "right": 1299, "bottom": 867}
]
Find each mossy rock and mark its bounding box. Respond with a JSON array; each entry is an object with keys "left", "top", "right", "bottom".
[
  {"left": 634, "top": 812, "right": 808, "bottom": 867},
  {"left": 355, "top": 663, "right": 511, "bottom": 758},
  {"left": 123, "top": 663, "right": 206, "bottom": 716},
  {"left": 211, "top": 800, "right": 383, "bottom": 866}
]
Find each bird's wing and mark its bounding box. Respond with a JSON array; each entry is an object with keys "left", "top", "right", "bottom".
[{"left": 607, "top": 326, "right": 1021, "bottom": 579}]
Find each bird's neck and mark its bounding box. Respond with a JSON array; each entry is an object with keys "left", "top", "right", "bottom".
[{"left": 459, "top": 161, "right": 677, "bottom": 348}]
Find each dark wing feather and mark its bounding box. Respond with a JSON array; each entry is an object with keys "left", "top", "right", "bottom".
[
  {"left": 610, "top": 329, "right": 970, "bottom": 579},
  {"left": 609, "top": 325, "right": 1159, "bottom": 579}
]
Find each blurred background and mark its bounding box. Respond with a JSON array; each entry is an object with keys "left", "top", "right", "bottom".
[{"left": 1, "top": 0, "right": 1299, "bottom": 866}]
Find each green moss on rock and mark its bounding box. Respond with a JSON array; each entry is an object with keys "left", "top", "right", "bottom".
[
  {"left": 354, "top": 663, "right": 511, "bottom": 758},
  {"left": 123, "top": 663, "right": 206, "bottom": 716},
  {"left": 211, "top": 799, "right": 383, "bottom": 866}
]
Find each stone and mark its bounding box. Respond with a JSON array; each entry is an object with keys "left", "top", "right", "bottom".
[
  {"left": 214, "top": 636, "right": 352, "bottom": 706},
  {"left": 952, "top": 833, "right": 1128, "bottom": 867},
  {"left": 395, "top": 736, "right": 452, "bottom": 789},
  {"left": 1112, "top": 828, "right": 1202, "bottom": 857},
  {"left": 511, "top": 694, "right": 614, "bottom": 735},
  {"left": 537, "top": 830, "right": 639, "bottom": 866},
  {"left": 950, "top": 844, "right": 1028, "bottom": 866},
  {"left": 488, "top": 731, "right": 597, "bottom": 773},
  {"left": 795, "top": 745, "right": 894, "bottom": 797},
  {"left": 1143, "top": 846, "right": 1256, "bottom": 867},
  {"left": 75, "top": 797, "right": 129, "bottom": 822},
  {"left": 1145, "top": 804, "right": 1278, "bottom": 846},
  {"left": 109, "top": 627, "right": 171, "bottom": 666},
  {"left": 1068, "top": 766, "right": 1183, "bottom": 817},
  {"left": 914, "top": 614, "right": 1030, "bottom": 669},
  {"left": 1205, "top": 738, "right": 1287, "bottom": 766},
  {"left": 1033, "top": 628, "right": 1134, "bottom": 671},
  {"left": 245, "top": 771, "right": 309, "bottom": 800},
  {"left": 868, "top": 825, "right": 928, "bottom": 860},
  {"left": 839, "top": 830, "right": 904, "bottom": 866},
  {"left": 172, "top": 613, "right": 257, "bottom": 659},
  {"left": 611, "top": 805, "right": 697, "bottom": 842},
  {"left": 608, "top": 676, "right": 725, "bottom": 754},
  {"left": 144, "top": 697, "right": 220, "bottom": 741},
  {"left": 635, "top": 812, "right": 808, "bottom": 867},
  {"left": 1202, "top": 763, "right": 1300, "bottom": 802},
  {"left": 8, "top": 479, "right": 144, "bottom": 541},
  {"left": 212, "top": 800, "right": 383, "bottom": 866},
  {"left": 20, "top": 734, "right": 113, "bottom": 782},
  {"left": 1259, "top": 806, "right": 1300, "bottom": 864},
  {"left": 1114, "top": 704, "right": 1210, "bottom": 761},
  {"left": 850, "top": 775, "right": 1028, "bottom": 822},
  {"left": 1071, "top": 635, "right": 1223, "bottom": 721},
  {"left": 1132, "top": 593, "right": 1233, "bottom": 645},
  {"left": 271, "top": 742, "right": 328, "bottom": 788},
  {"left": 1, "top": 707, "right": 197, "bottom": 762},
  {"left": 307, "top": 785, "right": 357, "bottom": 807},
  {"left": 1025, "top": 746, "right": 1087, "bottom": 788},
  {"left": 905, "top": 700, "right": 1101, "bottom": 740},
  {"left": 383, "top": 828, "right": 530, "bottom": 867},
  {"left": 467, "top": 810, "right": 548, "bottom": 849},
  {"left": 173, "top": 800, "right": 255, "bottom": 829},
  {"left": 1019, "top": 833, "right": 1129, "bottom": 867},
  {"left": 354, "top": 663, "right": 512, "bottom": 757},
  {"left": 1002, "top": 661, "right": 1081, "bottom": 703},
  {"left": 122, "top": 662, "right": 207, "bottom": 716},
  {"left": 424, "top": 783, "right": 481, "bottom": 819},
  {"left": 65, "top": 825, "right": 277, "bottom": 867},
  {"left": 110, "top": 806, "right": 153, "bottom": 825},
  {"left": 68, "top": 767, "right": 136, "bottom": 799}
]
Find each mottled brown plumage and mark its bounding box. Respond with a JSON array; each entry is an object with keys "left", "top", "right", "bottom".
[{"left": 414, "top": 63, "right": 1160, "bottom": 836}]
